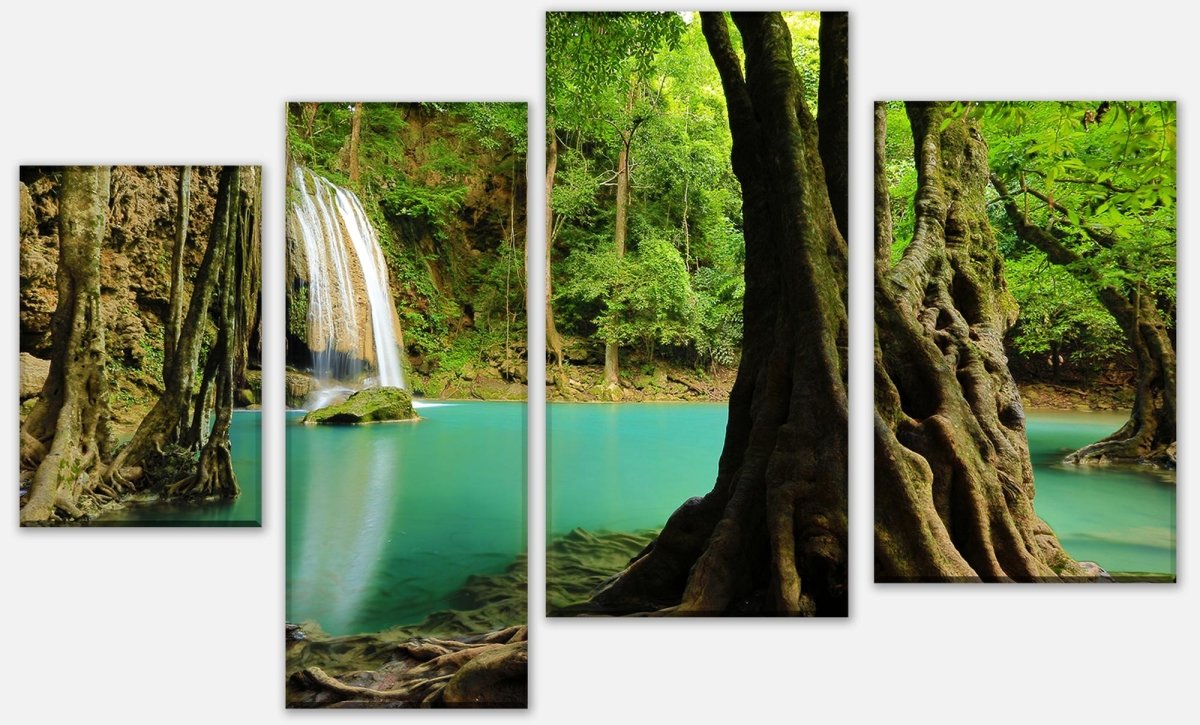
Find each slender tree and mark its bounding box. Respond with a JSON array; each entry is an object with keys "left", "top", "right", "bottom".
[
  {"left": 349, "top": 102, "right": 363, "bottom": 185},
  {"left": 579, "top": 11, "right": 849, "bottom": 615},
  {"left": 105, "top": 166, "right": 240, "bottom": 491},
  {"left": 545, "top": 117, "right": 568, "bottom": 390},
  {"left": 873, "top": 103, "right": 1084, "bottom": 581},
  {"left": 165, "top": 165, "right": 191, "bottom": 364},
  {"left": 20, "top": 167, "right": 113, "bottom": 522}
]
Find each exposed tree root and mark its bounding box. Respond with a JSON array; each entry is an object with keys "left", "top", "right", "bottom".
[{"left": 289, "top": 627, "right": 527, "bottom": 708}]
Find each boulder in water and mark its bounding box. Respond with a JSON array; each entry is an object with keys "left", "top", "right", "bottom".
[{"left": 303, "top": 387, "right": 417, "bottom": 424}]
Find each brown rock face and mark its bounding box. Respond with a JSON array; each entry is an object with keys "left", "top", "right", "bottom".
[
  {"left": 19, "top": 166, "right": 226, "bottom": 413},
  {"left": 19, "top": 353, "right": 50, "bottom": 400}
]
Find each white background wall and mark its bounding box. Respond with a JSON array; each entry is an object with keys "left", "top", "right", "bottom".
[{"left": 0, "top": 1, "right": 1192, "bottom": 722}]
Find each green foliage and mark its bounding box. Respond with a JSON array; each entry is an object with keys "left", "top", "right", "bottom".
[
  {"left": 286, "top": 102, "right": 528, "bottom": 381},
  {"left": 546, "top": 13, "right": 822, "bottom": 370},
  {"left": 883, "top": 101, "right": 1176, "bottom": 381},
  {"left": 287, "top": 285, "right": 308, "bottom": 340},
  {"left": 1005, "top": 252, "right": 1128, "bottom": 367}
]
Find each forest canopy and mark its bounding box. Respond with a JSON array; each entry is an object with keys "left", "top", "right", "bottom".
[{"left": 545, "top": 12, "right": 824, "bottom": 399}]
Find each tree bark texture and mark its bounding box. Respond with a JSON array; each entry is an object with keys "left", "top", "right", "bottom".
[
  {"left": 817, "top": 11, "right": 848, "bottom": 240},
  {"left": 992, "top": 178, "right": 1175, "bottom": 467},
  {"left": 349, "top": 102, "right": 363, "bottom": 185},
  {"left": 874, "top": 103, "right": 1084, "bottom": 582},
  {"left": 105, "top": 166, "right": 240, "bottom": 488},
  {"left": 578, "top": 12, "right": 848, "bottom": 616},
  {"left": 545, "top": 119, "right": 568, "bottom": 390},
  {"left": 603, "top": 91, "right": 636, "bottom": 390},
  {"left": 165, "top": 165, "right": 191, "bottom": 365},
  {"left": 168, "top": 170, "right": 249, "bottom": 499},
  {"left": 20, "top": 167, "right": 113, "bottom": 523}
]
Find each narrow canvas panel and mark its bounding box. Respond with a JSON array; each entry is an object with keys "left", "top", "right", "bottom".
[
  {"left": 545, "top": 11, "right": 850, "bottom": 617},
  {"left": 18, "top": 165, "right": 263, "bottom": 527},
  {"left": 874, "top": 101, "right": 1176, "bottom": 583},
  {"left": 283, "top": 102, "right": 528, "bottom": 707}
]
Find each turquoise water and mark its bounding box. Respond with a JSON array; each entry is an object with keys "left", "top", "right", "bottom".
[
  {"left": 547, "top": 402, "right": 726, "bottom": 536},
  {"left": 94, "top": 410, "right": 262, "bottom": 526},
  {"left": 547, "top": 404, "right": 1176, "bottom": 575},
  {"left": 1026, "top": 411, "right": 1176, "bottom": 575},
  {"left": 286, "top": 401, "right": 526, "bottom": 636}
]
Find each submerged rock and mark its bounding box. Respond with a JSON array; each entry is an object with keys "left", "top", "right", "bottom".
[{"left": 303, "top": 386, "right": 417, "bottom": 424}]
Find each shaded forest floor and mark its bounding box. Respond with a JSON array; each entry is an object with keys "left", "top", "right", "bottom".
[
  {"left": 1016, "top": 377, "right": 1134, "bottom": 413},
  {"left": 548, "top": 361, "right": 736, "bottom": 402}
]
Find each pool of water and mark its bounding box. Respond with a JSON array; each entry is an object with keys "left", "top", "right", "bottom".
[
  {"left": 1025, "top": 410, "right": 1176, "bottom": 575},
  {"left": 547, "top": 402, "right": 726, "bottom": 536},
  {"left": 547, "top": 403, "right": 1176, "bottom": 575},
  {"left": 286, "top": 401, "right": 526, "bottom": 636},
  {"left": 93, "top": 410, "right": 262, "bottom": 526}
]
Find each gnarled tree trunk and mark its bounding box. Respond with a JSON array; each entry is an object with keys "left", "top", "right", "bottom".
[
  {"left": 576, "top": 11, "right": 848, "bottom": 616},
  {"left": 992, "top": 178, "right": 1176, "bottom": 468},
  {"left": 20, "top": 167, "right": 113, "bottom": 523},
  {"left": 874, "top": 103, "right": 1084, "bottom": 582}
]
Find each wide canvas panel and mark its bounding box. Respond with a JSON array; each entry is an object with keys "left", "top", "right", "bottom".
[
  {"left": 282, "top": 102, "right": 529, "bottom": 707},
  {"left": 545, "top": 11, "right": 850, "bottom": 617},
  {"left": 874, "top": 101, "right": 1176, "bottom": 583},
  {"left": 18, "top": 165, "right": 263, "bottom": 527}
]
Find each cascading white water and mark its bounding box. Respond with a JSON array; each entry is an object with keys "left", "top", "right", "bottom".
[{"left": 289, "top": 165, "right": 406, "bottom": 400}]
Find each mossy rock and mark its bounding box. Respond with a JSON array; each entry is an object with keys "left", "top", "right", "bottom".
[{"left": 303, "top": 386, "right": 417, "bottom": 425}]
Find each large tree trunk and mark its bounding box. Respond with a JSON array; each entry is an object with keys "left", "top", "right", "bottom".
[
  {"left": 817, "top": 11, "right": 848, "bottom": 239},
  {"left": 104, "top": 166, "right": 240, "bottom": 487},
  {"left": 874, "top": 103, "right": 1084, "bottom": 582},
  {"left": 20, "top": 167, "right": 113, "bottom": 523},
  {"left": 992, "top": 179, "right": 1176, "bottom": 467},
  {"left": 577, "top": 11, "right": 848, "bottom": 616},
  {"left": 545, "top": 118, "right": 568, "bottom": 390}
]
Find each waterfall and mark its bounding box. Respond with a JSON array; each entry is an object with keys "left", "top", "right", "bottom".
[{"left": 288, "top": 165, "right": 406, "bottom": 400}]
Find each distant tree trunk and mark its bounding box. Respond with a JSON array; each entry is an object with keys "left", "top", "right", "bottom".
[
  {"left": 302, "top": 103, "right": 318, "bottom": 139},
  {"left": 20, "top": 167, "right": 113, "bottom": 523},
  {"left": 874, "top": 103, "right": 1083, "bottom": 582},
  {"left": 165, "top": 165, "right": 191, "bottom": 365},
  {"left": 105, "top": 166, "right": 239, "bottom": 488},
  {"left": 349, "top": 102, "right": 363, "bottom": 185},
  {"left": 233, "top": 168, "right": 262, "bottom": 393},
  {"left": 992, "top": 178, "right": 1176, "bottom": 467},
  {"left": 817, "top": 11, "right": 848, "bottom": 239},
  {"left": 581, "top": 12, "right": 848, "bottom": 616},
  {"left": 545, "top": 118, "right": 568, "bottom": 390},
  {"left": 169, "top": 172, "right": 245, "bottom": 498},
  {"left": 604, "top": 92, "right": 636, "bottom": 390}
]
